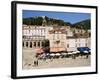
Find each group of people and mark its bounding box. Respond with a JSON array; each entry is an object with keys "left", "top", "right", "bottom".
[{"left": 33, "top": 51, "right": 90, "bottom": 66}]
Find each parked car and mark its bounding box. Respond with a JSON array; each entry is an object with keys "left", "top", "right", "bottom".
[{"left": 77, "top": 47, "right": 90, "bottom": 54}]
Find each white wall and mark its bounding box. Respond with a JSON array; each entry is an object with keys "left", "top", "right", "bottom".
[{"left": 0, "top": 0, "right": 99, "bottom": 80}]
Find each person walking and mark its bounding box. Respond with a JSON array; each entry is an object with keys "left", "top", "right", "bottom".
[
  {"left": 33, "top": 57, "right": 38, "bottom": 66},
  {"left": 36, "top": 59, "right": 38, "bottom": 66},
  {"left": 34, "top": 60, "right": 37, "bottom": 66}
]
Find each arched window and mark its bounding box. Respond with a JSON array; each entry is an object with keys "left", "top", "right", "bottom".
[
  {"left": 23, "top": 42, "right": 24, "bottom": 47},
  {"left": 38, "top": 42, "right": 40, "bottom": 47},
  {"left": 34, "top": 42, "right": 36, "bottom": 47},
  {"left": 30, "top": 42, "right": 32, "bottom": 48},
  {"left": 26, "top": 42, "right": 28, "bottom": 47},
  {"left": 42, "top": 41, "right": 44, "bottom": 47},
  {"left": 67, "top": 44, "right": 69, "bottom": 48}
]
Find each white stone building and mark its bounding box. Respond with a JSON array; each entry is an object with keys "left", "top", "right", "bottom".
[
  {"left": 22, "top": 25, "right": 53, "bottom": 48},
  {"left": 22, "top": 25, "right": 91, "bottom": 52},
  {"left": 66, "top": 37, "right": 90, "bottom": 51}
]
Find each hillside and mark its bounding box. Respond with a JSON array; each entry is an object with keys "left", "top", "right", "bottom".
[
  {"left": 23, "top": 16, "right": 90, "bottom": 30},
  {"left": 23, "top": 16, "right": 71, "bottom": 26},
  {"left": 72, "top": 19, "right": 90, "bottom": 30}
]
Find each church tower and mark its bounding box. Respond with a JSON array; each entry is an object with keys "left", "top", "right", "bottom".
[{"left": 42, "top": 16, "right": 47, "bottom": 26}]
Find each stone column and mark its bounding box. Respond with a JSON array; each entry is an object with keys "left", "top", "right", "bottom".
[
  {"left": 28, "top": 41, "right": 30, "bottom": 48},
  {"left": 24, "top": 41, "right": 26, "bottom": 48},
  {"left": 32, "top": 41, "right": 35, "bottom": 48},
  {"left": 40, "top": 41, "right": 42, "bottom": 48},
  {"left": 36, "top": 41, "right": 38, "bottom": 48},
  {"left": 22, "top": 41, "right": 24, "bottom": 48}
]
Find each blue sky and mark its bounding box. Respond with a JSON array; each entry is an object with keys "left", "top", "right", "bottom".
[{"left": 23, "top": 10, "right": 90, "bottom": 24}]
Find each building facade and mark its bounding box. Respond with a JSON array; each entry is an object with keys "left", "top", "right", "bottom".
[
  {"left": 22, "top": 25, "right": 53, "bottom": 48},
  {"left": 22, "top": 25, "right": 91, "bottom": 52}
]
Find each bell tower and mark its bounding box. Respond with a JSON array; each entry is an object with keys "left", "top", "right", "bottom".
[{"left": 42, "top": 16, "right": 47, "bottom": 26}]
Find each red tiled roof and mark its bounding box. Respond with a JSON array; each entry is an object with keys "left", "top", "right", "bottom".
[{"left": 49, "top": 28, "right": 67, "bottom": 34}]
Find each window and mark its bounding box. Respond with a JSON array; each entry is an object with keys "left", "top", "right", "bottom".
[
  {"left": 57, "top": 34, "right": 59, "bottom": 39},
  {"left": 26, "top": 42, "right": 28, "bottom": 47},
  {"left": 79, "top": 39, "right": 80, "bottom": 42},
  {"left": 75, "top": 39, "right": 77, "bottom": 42},
  {"left": 38, "top": 42, "right": 40, "bottom": 47},
  {"left": 34, "top": 42, "right": 36, "bottom": 47},
  {"left": 61, "top": 42, "right": 64, "bottom": 46},
  {"left": 42, "top": 41, "right": 44, "bottom": 47},
  {"left": 79, "top": 43, "right": 80, "bottom": 47},
  {"left": 61, "top": 34, "right": 63, "bottom": 39},
  {"left": 75, "top": 44, "right": 77, "bottom": 47},
  {"left": 30, "top": 42, "right": 32, "bottom": 48},
  {"left": 85, "top": 43, "right": 87, "bottom": 47},
  {"left": 23, "top": 42, "right": 24, "bottom": 47},
  {"left": 53, "top": 34, "right": 55, "bottom": 40},
  {"left": 67, "top": 44, "right": 69, "bottom": 48}
]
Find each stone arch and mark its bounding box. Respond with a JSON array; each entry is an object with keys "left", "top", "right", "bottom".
[
  {"left": 23, "top": 42, "right": 24, "bottom": 47},
  {"left": 30, "top": 42, "right": 32, "bottom": 48},
  {"left": 26, "top": 42, "right": 28, "bottom": 47},
  {"left": 34, "top": 42, "right": 36, "bottom": 47},
  {"left": 38, "top": 41, "right": 40, "bottom": 47}
]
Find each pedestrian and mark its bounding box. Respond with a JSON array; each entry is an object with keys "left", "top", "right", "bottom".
[
  {"left": 34, "top": 60, "right": 37, "bottom": 66},
  {"left": 86, "top": 55, "right": 88, "bottom": 59},
  {"left": 36, "top": 59, "right": 38, "bottom": 66},
  {"left": 72, "top": 54, "right": 76, "bottom": 59},
  {"left": 33, "top": 56, "right": 38, "bottom": 66}
]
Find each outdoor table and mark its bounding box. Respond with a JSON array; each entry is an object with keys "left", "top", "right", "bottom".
[
  {"left": 55, "top": 53, "right": 61, "bottom": 56},
  {"left": 50, "top": 53, "right": 55, "bottom": 56}
]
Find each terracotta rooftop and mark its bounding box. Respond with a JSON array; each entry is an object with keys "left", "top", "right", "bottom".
[{"left": 49, "top": 28, "right": 67, "bottom": 34}]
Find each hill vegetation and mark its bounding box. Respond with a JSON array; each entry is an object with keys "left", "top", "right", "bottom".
[
  {"left": 23, "top": 16, "right": 90, "bottom": 30},
  {"left": 72, "top": 19, "right": 90, "bottom": 30}
]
